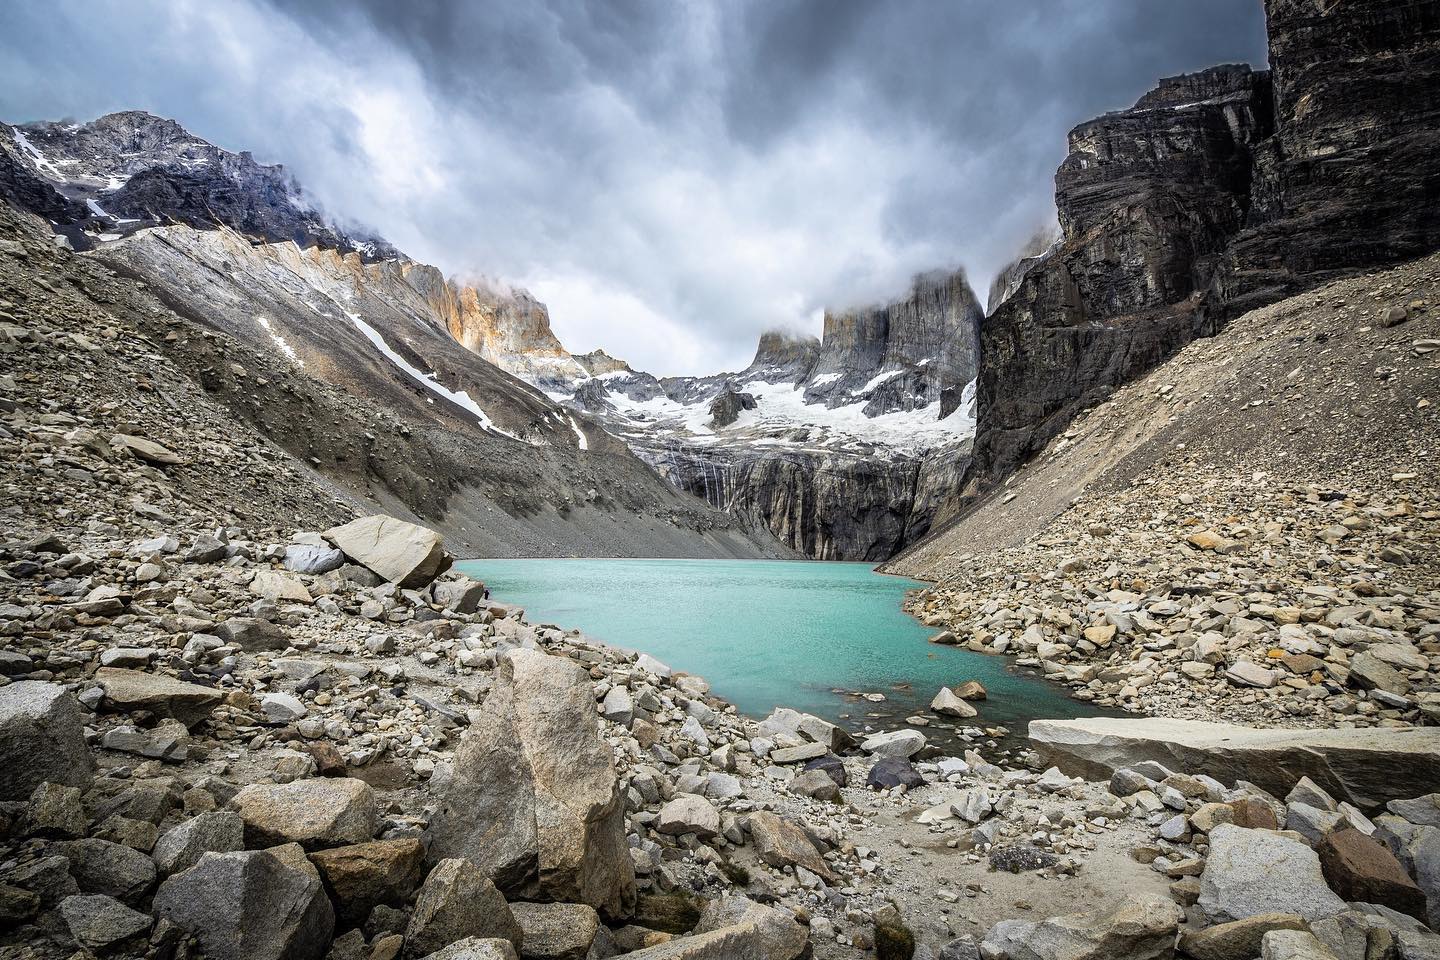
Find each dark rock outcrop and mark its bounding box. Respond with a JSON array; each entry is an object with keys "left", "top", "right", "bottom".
[
  {"left": 707, "top": 386, "right": 757, "bottom": 428},
  {"left": 806, "top": 270, "right": 981, "bottom": 418},
  {"left": 5, "top": 111, "right": 395, "bottom": 259},
  {"left": 949, "top": 0, "right": 1440, "bottom": 517}
]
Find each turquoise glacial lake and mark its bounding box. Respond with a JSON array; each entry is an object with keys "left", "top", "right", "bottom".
[{"left": 455, "top": 558, "right": 1110, "bottom": 743}]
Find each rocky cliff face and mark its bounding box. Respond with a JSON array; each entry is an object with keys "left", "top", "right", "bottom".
[
  {"left": 947, "top": 0, "right": 1440, "bottom": 521},
  {"left": 985, "top": 226, "right": 1059, "bottom": 315},
  {"left": 407, "top": 269, "right": 590, "bottom": 385},
  {"left": 806, "top": 270, "right": 981, "bottom": 418},
  {"left": 528, "top": 271, "right": 983, "bottom": 560},
  {"left": 3, "top": 111, "right": 396, "bottom": 258}
]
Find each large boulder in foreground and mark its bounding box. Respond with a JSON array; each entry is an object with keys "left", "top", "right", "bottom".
[
  {"left": 618, "top": 896, "right": 807, "bottom": 960},
  {"left": 1029, "top": 718, "right": 1440, "bottom": 811},
  {"left": 152, "top": 849, "right": 334, "bottom": 960},
  {"left": 404, "top": 858, "right": 521, "bottom": 959},
  {"left": 427, "top": 649, "right": 635, "bottom": 918},
  {"left": 231, "top": 778, "right": 377, "bottom": 849},
  {"left": 323, "top": 514, "right": 452, "bottom": 588},
  {"left": 0, "top": 681, "right": 95, "bottom": 799},
  {"left": 981, "top": 893, "right": 1182, "bottom": 960},
  {"left": 1198, "top": 825, "right": 1346, "bottom": 923}
]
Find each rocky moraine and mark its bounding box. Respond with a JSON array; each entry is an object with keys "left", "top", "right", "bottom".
[{"left": 2, "top": 0, "right": 1439, "bottom": 958}]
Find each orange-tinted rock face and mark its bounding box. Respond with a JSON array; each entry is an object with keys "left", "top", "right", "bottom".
[{"left": 403, "top": 266, "right": 586, "bottom": 383}]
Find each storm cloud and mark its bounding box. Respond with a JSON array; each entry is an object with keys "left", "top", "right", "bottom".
[{"left": 0, "top": 1, "right": 1267, "bottom": 374}]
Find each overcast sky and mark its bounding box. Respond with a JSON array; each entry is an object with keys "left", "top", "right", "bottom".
[{"left": 0, "top": 1, "right": 1267, "bottom": 375}]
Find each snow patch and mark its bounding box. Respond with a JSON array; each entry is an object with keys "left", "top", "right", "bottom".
[
  {"left": 11, "top": 129, "right": 63, "bottom": 179},
  {"left": 568, "top": 415, "right": 589, "bottom": 450},
  {"left": 255, "top": 316, "right": 303, "bottom": 366},
  {"left": 345, "top": 310, "right": 516, "bottom": 439},
  {"left": 856, "top": 369, "right": 904, "bottom": 394}
]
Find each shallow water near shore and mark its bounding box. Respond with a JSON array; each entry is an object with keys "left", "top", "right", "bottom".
[{"left": 457, "top": 558, "right": 1114, "bottom": 745}]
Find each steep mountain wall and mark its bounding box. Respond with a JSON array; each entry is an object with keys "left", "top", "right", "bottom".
[
  {"left": 533, "top": 271, "right": 982, "bottom": 559},
  {"left": 805, "top": 270, "right": 981, "bottom": 417},
  {"left": 933, "top": 0, "right": 1440, "bottom": 535}
]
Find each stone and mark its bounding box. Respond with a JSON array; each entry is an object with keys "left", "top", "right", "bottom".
[
  {"left": 1198, "top": 824, "right": 1346, "bottom": 923},
  {"left": 213, "top": 616, "right": 289, "bottom": 651},
  {"left": 747, "top": 811, "right": 834, "bottom": 883},
  {"left": 1191, "top": 803, "right": 1236, "bottom": 834},
  {"left": 405, "top": 859, "right": 522, "bottom": 960},
  {"left": 432, "top": 577, "right": 488, "bottom": 614},
  {"left": 658, "top": 794, "right": 721, "bottom": 838},
  {"left": 54, "top": 838, "right": 157, "bottom": 904},
  {"left": 627, "top": 896, "right": 807, "bottom": 960},
  {"left": 1287, "top": 777, "right": 1338, "bottom": 812},
  {"left": 95, "top": 667, "right": 222, "bottom": 727},
  {"left": 153, "top": 849, "right": 334, "bottom": 960},
  {"left": 0, "top": 681, "right": 95, "bottom": 798},
  {"left": 311, "top": 838, "right": 425, "bottom": 925},
  {"left": 1261, "top": 931, "right": 1341, "bottom": 960},
  {"left": 509, "top": 902, "right": 600, "bottom": 960},
  {"left": 979, "top": 892, "right": 1183, "bottom": 960},
  {"left": 4, "top": 856, "right": 78, "bottom": 908},
  {"left": 868, "top": 757, "right": 926, "bottom": 790},
  {"left": 955, "top": 787, "right": 994, "bottom": 824},
  {"left": 1029, "top": 718, "right": 1440, "bottom": 811},
  {"left": 420, "top": 940, "right": 519, "bottom": 960},
  {"left": 600, "top": 686, "right": 633, "bottom": 725},
  {"left": 1348, "top": 652, "right": 1409, "bottom": 695},
  {"left": 861, "top": 729, "right": 927, "bottom": 759},
  {"left": 324, "top": 515, "right": 452, "bottom": 588},
  {"left": 941, "top": 937, "right": 981, "bottom": 960},
  {"left": 1318, "top": 828, "right": 1427, "bottom": 921},
  {"left": 250, "top": 569, "right": 312, "bottom": 602},
  {"left": 153, "top": 811, "right": 245, "bottom": 876},
  {"left": 1286, "top": 803, "right": 1344, "bottom": 845},
  {"left": 261, "top": 691, "right": 308, "bottom": 722},
  {"left": 1226, "top": 660, "right": 1277, "bottom": 688},
  {"left": 789, "top": 768, "right": 842, "bottom": 802},
  {"left": 954, "top": 681, "right": 988, "bottom": 700},
  {"left": 768, "top": 741, "right": 829, "bottom": 764},
  {"left": 283, "top": 543, "right": 345, "bottom": 574},
  {"left": 1178, "top": 914, "right": 1309, "bottom": 960},
  {"left": 804, "top": 754, "right": 847, "bottom": 787},
  {"left": 231, "top": 777, "right": 377, "bottom": 849},
  {"left": 428, "top": 649, "right": 634, "bottom": 918},
  {"left": 25, "top": 781, "right": 87, "bottom": 837},
  {"left": 932, "top": 687, "right": 978, "bottom": 718},
  {"left": 989, "top": 846, "right": 1059, "bottom": 873},
  {"left": 110, "top": 433, "right": 182, "bottom": 465},
  {"left": 764, "top": 708, "right": 855, "bottom": 751},
  {"left": 58, "top": 894, "right": 151, "bottom": 951},
  {"left": 1388, "top": 794, "right": 1440, "bottom": 828}
]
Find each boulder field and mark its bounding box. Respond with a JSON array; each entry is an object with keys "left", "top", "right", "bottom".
[{"left": 1, "top": 499, "right": 1438, "bottom": 959}]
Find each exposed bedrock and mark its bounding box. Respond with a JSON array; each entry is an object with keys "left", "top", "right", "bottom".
[{"left": 943, "top": 0, "right": 1440, "bottom": 525}]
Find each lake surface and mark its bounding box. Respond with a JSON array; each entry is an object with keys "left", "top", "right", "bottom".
[{"left": 455, "top": 558, "right": 1110, "bottom": 744}]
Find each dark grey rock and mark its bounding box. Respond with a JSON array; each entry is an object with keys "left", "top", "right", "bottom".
[
  {"left": 59, "top": 893, "right": 151, "bottom": 951},
  {"left": 152, "top": 849, "right": 334, "bottom": 960},
  {"left": 0, "top": 681, "right": 95, "bottom": 799}
]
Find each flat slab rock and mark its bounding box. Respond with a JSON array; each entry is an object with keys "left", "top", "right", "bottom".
[
  {"left": 231, "top": 778, "right": 377, "bottom": 849},
  {"left": 95, "top": 667, "right": 223, "bottom": 728},
  {"left": 1029, "top": 717, "right": 1440, "bottom": 811}
]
